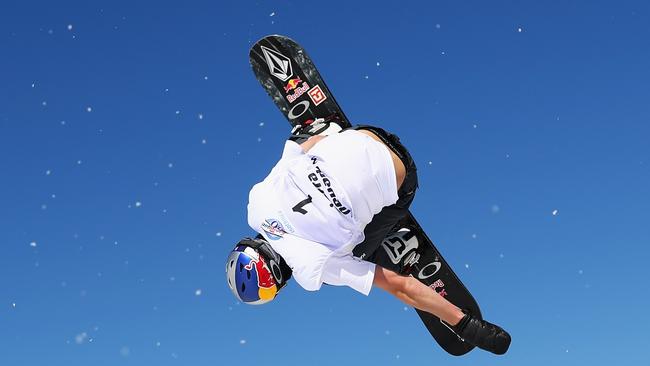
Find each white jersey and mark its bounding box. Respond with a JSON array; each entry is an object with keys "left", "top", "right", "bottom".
[{"left": 247, "top": 130, "right": 399, "bottom": 295}]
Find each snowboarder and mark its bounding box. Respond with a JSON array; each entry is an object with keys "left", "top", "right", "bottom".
[{"left": 226, "top": 121, "right": 511, "bottom": 355}]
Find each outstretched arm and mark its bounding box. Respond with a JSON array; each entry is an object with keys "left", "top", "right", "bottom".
[{"left": 373, "top": 265, "right": 464, "bottom": 326}]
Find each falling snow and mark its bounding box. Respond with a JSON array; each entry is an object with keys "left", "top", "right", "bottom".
[
  {"left": 75, "top": 332, "right": 88, "bottom": 344},
  {"left": 120, "top": 346, "right": 130, "bottom": 357},
  {"left": 3, "top": 6, "right": 644, "bottom": 365}
]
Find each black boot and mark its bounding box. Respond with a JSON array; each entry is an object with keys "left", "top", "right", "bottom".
[{"left": 452, "top": 312, "right": 511, "bottom": 355}]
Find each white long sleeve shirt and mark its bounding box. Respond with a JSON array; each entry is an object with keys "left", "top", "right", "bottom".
[{"left": 247, "top": 130, "right": 398, "bottom": 295}]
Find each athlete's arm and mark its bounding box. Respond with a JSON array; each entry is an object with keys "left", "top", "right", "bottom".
[
  {"left": 373, "top": 265, "right": 464, "bottom": 326},
  {"left": 299, "top": 135, "right": 326, "bottom": 152}
]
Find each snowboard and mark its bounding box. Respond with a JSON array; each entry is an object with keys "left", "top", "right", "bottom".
[{"left": 249, "top": 34, "right": 482, "bottom": 356}]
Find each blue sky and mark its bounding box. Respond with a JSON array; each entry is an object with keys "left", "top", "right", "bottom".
[{"left": 1, "top": 1, "right": 649, "bottom": 365}]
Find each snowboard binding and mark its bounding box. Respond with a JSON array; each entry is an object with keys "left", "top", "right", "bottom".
[{"left": 288, "top": 114, "right": 344, "bottom": 144}]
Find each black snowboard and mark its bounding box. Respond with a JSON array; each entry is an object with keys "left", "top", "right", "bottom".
[{"left": 249, "top": 34, "right": 481, "bottom": 356}]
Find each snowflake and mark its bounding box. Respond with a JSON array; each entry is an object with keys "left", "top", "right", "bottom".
[
  {"left": 75, "top": 332, "right": 88, "bottom": 344},
  {"left": 120, "top": 346, "right": 130, "bottom": 357}
]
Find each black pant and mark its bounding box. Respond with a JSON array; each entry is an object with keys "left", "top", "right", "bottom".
[{"left": 349, "top": 125, "right": 419, "bottom": 262}]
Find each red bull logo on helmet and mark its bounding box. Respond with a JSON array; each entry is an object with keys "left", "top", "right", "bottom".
[{"left": 242, "top": 247, "right": 278, "bottom": 302}]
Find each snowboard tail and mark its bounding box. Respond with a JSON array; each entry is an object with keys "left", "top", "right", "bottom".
[
  {"left": 249, "top": 34, "right": 481, "bottom": 356},
  {"left": 249, "top": 36, "right": 350, "bottom": 128}
]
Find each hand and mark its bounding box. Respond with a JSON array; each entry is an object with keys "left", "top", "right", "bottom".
[{"left": 299, "top": 135, "right": 326, "bottom": 152}]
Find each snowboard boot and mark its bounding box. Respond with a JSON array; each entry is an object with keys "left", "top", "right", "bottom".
[{"left": 451, "top": 311, "right": 511, "bottom": 355}]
